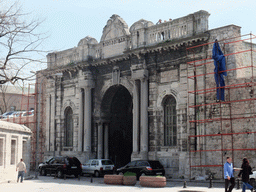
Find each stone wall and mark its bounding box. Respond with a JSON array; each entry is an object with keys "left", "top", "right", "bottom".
[
  {"left": 187, "top": 26, "right": 256, "bottom": 178},
  {"left": 39, "top": 10, "right": 255, "bottom": 179}
]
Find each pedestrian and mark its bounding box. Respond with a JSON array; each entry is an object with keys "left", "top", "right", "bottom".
[
  {"left": 238, "top": 157, "right": 256, "bottom": 192},
  {"left": 16, "top": 158, "right": 27, "bottom": 183},
  {"left": 224, "top": 157, "right": 237, "bottom": 192}
]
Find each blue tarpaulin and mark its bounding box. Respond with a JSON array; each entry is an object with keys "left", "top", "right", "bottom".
[{"left": 212, "top": 41, "right": 227, "bottom": 101}]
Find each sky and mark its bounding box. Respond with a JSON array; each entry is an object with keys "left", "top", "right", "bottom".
[{"left": 10, "top": 0, "right": 256, "bottom": 70}]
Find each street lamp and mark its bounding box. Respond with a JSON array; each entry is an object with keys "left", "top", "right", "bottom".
[{"left": 31, "top": 71, "right": 62, "bottom": 179}]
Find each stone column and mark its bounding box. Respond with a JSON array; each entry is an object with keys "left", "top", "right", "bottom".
[
  {"left": 131, "top": 65, "right": 149, "bottom": 160},
  {"left": 5, "top": 134, "right": 11, "bottom": 167},
  {"left": 97, "top": 122, "right": 103, "bottom": 159},
  {"left": 78, "top": 88, "right": 83, "bottom": 151},
  {"left": 84, "top": 87, "right": 92, "bottom": 152},
  {"left": 132, "top": 80, "right": 140, "bottom": 153},
  {"left": 17, "top": 135, "right": 23, "bottom": 162},
  {"left": 78, "top": 70, "right": 94, "bottom": 156},
  {"left": 55, "top": 75, "right": 62, "bottom": 153},
  {"left": 104, "top": 123, "right": 109, "bottom": 159},
  {"left": 45, "top": 94, "right": 50, "bottom": 151},
  {"left": 140, "top": 77, "right": 148, "bottom": 159},
  {"left": 50, "top": 93, "right": 55, "bottom": 152}
]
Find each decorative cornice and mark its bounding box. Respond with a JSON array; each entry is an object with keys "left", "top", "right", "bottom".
[{"left": 41, "top": 33, "right": 209, "bottom": 75}]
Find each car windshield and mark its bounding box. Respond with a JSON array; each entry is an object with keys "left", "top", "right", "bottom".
[
  {"left": 47, "top": 158, "right": 55, "bottom": 164},
  {"left": 137, "top": 161, "right": 149, "bottom": 166},
  {"left": 126, "top": 161, "right": 136, "bottom": 167},
  {"left": 3, "top": 111, "right": 14, "bottom": 116},
  {"left": 102, "top": 160, "right": 114, "bottom": 165},
  {"left": 68, "top": 157, "right": 81, "bottom": 166},
  {"left": 148, "top": 161, "right": 164, "bottom": 169}
]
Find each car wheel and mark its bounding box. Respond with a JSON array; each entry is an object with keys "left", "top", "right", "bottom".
[
  {"left": 94, "top": 171, "right": 100, "bottom": 177},
  {"left": 57, "top": 170, "right": 63, "bottom": 178},
  {"left": 250, "top": 178, "right": 255, "bottom": 188},
  {"left": 41, "top": 169, "right": 47, "bottom": 176}
]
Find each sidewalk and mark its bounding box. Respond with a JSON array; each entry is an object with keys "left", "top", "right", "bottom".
[
  {"left": 1, "top": 173, "right": 240, "bottom": 192},
  {"left": 0, "top": 176, "right": 230, "bottom": 192},
  {"left": 26, "top": 175, "right": 232, "bottom": 192}
]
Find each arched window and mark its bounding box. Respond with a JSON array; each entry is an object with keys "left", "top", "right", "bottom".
[
  {"left": 137, "top": 31, "right": 139, "bottom": 47},
  {"left": 65, "top": 107, "right": 73, "bottom": 147},
  {"left": 164, "top": 96, "right": 177, "bottom": 146}
]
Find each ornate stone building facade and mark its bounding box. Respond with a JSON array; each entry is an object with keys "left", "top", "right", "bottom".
[{"left": 38, "top": 10, "right": 255, "bottom": 178}]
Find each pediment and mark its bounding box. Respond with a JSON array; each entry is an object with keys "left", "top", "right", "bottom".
[{"left": 100, "top": 14, "right": 130, "bottom": 42}]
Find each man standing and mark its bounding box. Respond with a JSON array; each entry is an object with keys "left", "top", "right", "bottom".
[
  {"left": 16, "top": 158, "right": 27, "bottom": 183},
  {"left": 224, "top": 157, "right": 236, "bottom": 192}
]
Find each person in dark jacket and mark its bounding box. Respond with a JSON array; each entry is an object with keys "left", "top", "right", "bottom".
[{"left": 238, "top": 158, "right": 256, "bottom": 192}]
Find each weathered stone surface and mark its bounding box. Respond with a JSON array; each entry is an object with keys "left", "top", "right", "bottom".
[{"left": 38, "top": 10, "right": 255, "bottom": 180}]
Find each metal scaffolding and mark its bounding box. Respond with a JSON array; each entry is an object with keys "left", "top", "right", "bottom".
[
  {"left": 4, "top": 83, "right": 44, "bottom": 170},
  {"left": 186, "top": 33, "right": 256, "bottom": 179}
]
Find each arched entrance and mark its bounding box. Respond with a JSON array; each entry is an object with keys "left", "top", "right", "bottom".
[{"left": 101, "top": 85, "right": 133, "bottom": 168}]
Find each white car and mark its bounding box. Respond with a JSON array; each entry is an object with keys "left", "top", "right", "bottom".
[
  {"left": 0, "top": 111, "right": 14, "bottom": 119},
  {"left": 81, "top": 159, "right": 115, "bottom": 177},
  {"left": 250, "top": 171, "right": 256, "bottom": 187}
]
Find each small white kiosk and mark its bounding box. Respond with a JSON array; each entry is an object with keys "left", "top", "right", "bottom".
[{"left": 0, "top": 121, "right": 32, "bottom": 183}]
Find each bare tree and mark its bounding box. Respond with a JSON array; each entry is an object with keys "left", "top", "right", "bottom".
[
  {"left": 0, "top": 0, "right": 47, "bottom": 85},
  {"left": 0, "top": 84, "right": 8, "bottom": 113}
]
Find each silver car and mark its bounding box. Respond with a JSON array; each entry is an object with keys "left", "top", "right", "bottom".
[
  {"left": 82, "top": 159, "right": 115, "bottom": 177},
  {"left": 250, "top": 171, "right": 256, "bottom": 188}
]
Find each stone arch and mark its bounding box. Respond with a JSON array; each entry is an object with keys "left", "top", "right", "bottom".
[
  {"left": 129, "top": 19, "right": 154, "bottom": 32},
  {"left": 101, "top": 84, "right": 132, "bottom": 119},
  {"left": 62, "top": 100, "right": 76, "bottom": 118},
  {"left": 100, "top": 84, "right": 133, "bottom": 167},
  {"left": 77, "top": 36, "right": 98, "bottom": 47},
  {"left": 100, "top": 78, "right": 133, "bottom": 105},
  {"left": 157, "top": 88, "right": 180, "bottom": 110}
]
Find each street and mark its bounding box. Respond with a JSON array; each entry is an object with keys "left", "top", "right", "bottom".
[{"left": 0, "top": 175, "right": 230, "bottom": 192}]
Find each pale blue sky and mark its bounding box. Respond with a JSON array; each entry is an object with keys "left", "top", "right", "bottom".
[{"left": 18, "top": 0, "right": 255, "bottom": 65}]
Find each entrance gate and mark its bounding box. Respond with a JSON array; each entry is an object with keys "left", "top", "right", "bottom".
[{"left": 101, "top": 85, "right": 132, "bottom": 168}]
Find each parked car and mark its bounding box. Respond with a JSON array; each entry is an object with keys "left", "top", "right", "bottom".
[
  {"left": 0, "top": 111, "right": 14, "bottom": 119},
  {"left": 13, "top": 111, "right": 25, "bottom": 117},
  {"left": 38, "top": 156, "right": 82, "bottom": 178},
  {"left": 250, "top": 171, "right": 256, "bottom": 188},
  {"left": 82, "top": 159, "right": 115, "bottom": 177},
  {"left": 116, "top": 160, "right": 165, "bottom": 180},
  {"left": 9, "top": 111, "right": 23, "bottom": 118},
  {"left": 21, "top": 111, "right": 34, "bottom": 116}
]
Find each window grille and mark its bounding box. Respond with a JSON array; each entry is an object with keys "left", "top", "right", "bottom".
[{"left": 164, "top": 96, "right": 177, "bottom": 146}]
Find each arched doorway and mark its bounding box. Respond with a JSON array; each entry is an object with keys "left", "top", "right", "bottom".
[{"left": 101, "top": 85, "right": 133, "bottom": 168}]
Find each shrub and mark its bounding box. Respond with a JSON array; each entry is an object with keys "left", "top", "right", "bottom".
[{"left": 124, "top": 172, "right": 136, "bottom": 176}]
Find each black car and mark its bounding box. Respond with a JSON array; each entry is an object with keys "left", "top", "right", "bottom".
[
  {"left": 116, "top": 160, "right": 165, "bottom": 180},
  {"left": 39, "top": 156, "right": 82, "bottom": 178}
]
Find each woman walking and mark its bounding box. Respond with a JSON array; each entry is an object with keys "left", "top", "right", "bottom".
[{"left": 238, "top": 158, "right": 256, "bottom": 192}]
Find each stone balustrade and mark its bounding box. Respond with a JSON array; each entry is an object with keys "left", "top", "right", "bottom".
[{"left": 47, "top": 10, "right": 210, "bottom": 69}]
